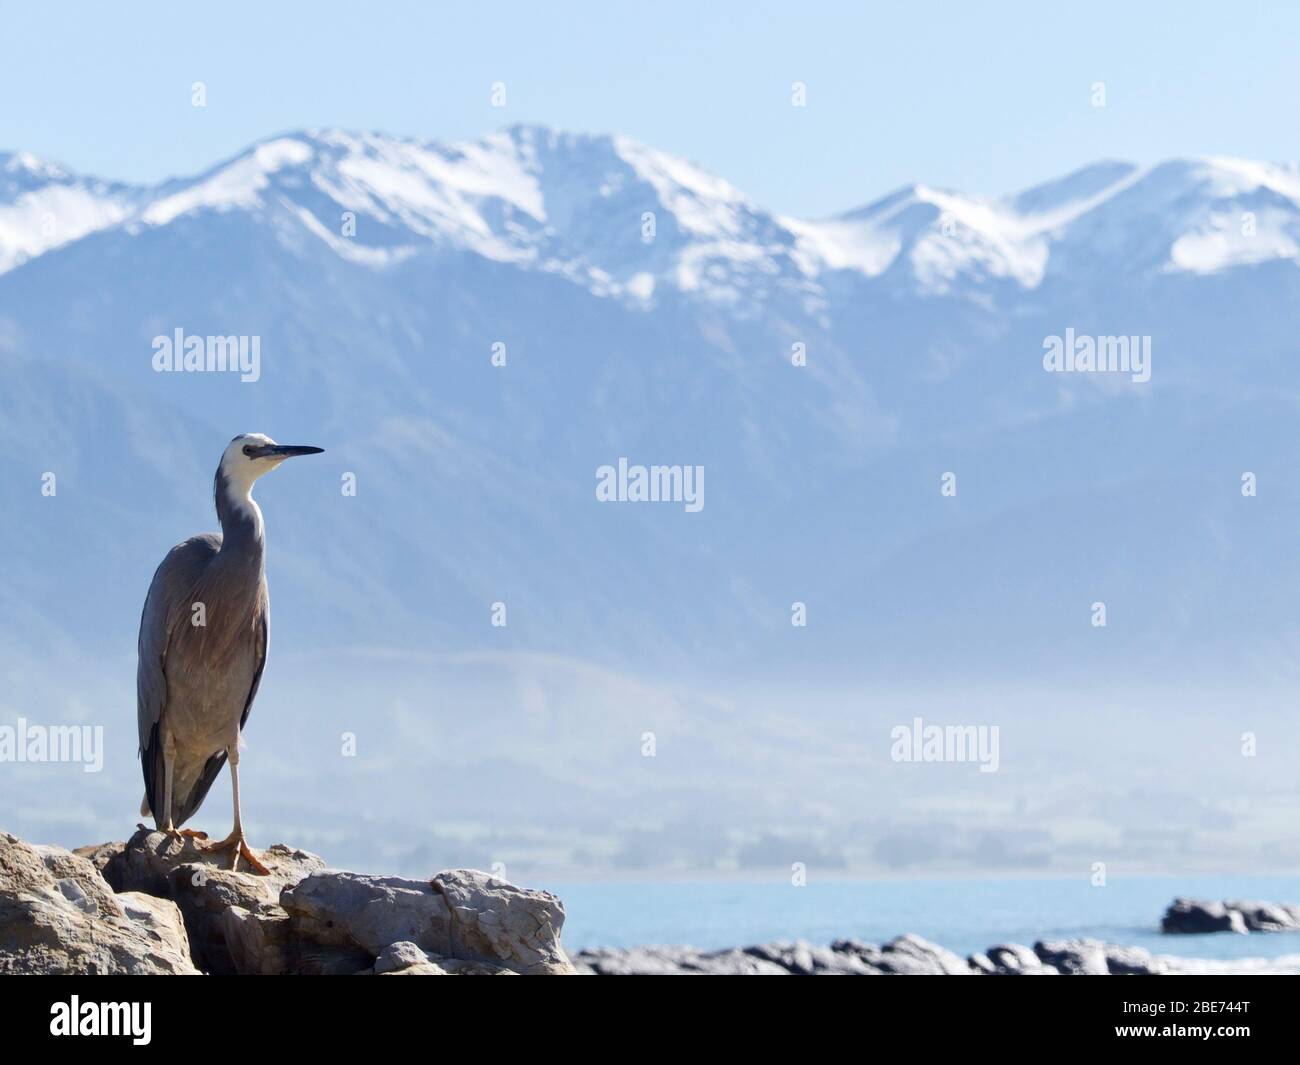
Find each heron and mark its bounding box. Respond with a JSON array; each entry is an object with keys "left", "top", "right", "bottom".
[{"left": 137, "top": 433, "right": 323, "bottom": 874}]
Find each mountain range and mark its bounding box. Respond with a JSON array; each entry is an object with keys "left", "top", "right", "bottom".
[{"left": 3, "top": 126, "right": 1300, "bottom": 879}]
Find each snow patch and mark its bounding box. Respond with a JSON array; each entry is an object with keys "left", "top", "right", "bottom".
[
  {"left": 142, "top": 137, "right": 312, "bottom": 226},
  {"left": 1169, "top": 210, "right": 1300, "bottom": 273},
  {"left": 0, "top": 184, "right": 131, "bottom": 274}
]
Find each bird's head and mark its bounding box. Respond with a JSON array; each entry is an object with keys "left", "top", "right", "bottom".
[{"left": 216, "top": 434, "right": 324, "bottom": 518}]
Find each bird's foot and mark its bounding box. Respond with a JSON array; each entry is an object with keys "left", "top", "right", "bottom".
[
  {"left": 164, "top": 828, "right": 209, "bottom": 841},
  {"left": 202, "top": 830, "right": 271, "bottom": 875}
]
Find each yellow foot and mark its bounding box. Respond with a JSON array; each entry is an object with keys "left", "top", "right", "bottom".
[
  {"left": 201, "top": 832, "right": 270, "bottom": 875},
  {"left": 164, "top": 828, "right": 209, "bottom": 841}
]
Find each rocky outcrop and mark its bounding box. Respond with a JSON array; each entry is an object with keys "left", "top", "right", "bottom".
[
  {"left": 577, "top": 935, "right": 986, "bottom": 976},
  {"left": 0, "top": 831, "right": 197, "bottom": 974},
  {"left": 573, "top": 936, "right": 1242, "bottom": 976},
  {"left": 577, "top": 895, "right": 1300, "bottom": 976},
  {"left": 2, "top": 828, "right": 573, "bottom": 975},
  {"left": 279, "top": 865, "right": 570, "bottom": 974},
  {"left": 1161, "top": 897, "right": 1300, "bottom": 935},
  {"left": 84, "top": 829, "right": 325, "bottom": 973},
  {"left": 578, "top": 934, "right": 980, "bottom": 977}
]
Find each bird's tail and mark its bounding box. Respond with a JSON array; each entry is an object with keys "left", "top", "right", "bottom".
[
  {"left": 175, "top": 750, "right": 228, "bottom": 829},
  {"left": 140, "top": 793, "right": 151, "bottom": 818}
]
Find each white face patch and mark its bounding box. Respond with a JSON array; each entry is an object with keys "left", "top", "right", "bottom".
[{"left": 218, "top": 434, "right": 281, "bottom": 521}]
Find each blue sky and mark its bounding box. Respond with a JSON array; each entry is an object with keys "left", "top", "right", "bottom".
[{"left": 2, "top": 0, "right": 1296, "bottom": 216}]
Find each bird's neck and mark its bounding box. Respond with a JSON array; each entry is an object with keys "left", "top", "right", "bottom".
[{"left": 214, "top": 470, "right": 266, "bottom": 564}]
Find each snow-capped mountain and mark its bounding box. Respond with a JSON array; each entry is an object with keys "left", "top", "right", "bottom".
[
  {"left": 0, "top": 151, "right": 139, "bottom": 274},
  {"left": 7, "top": 127, "right": 1299, "bottom": 303},
  {"left": 4, "top": 127, "right": 1300, "bottom": 876}
]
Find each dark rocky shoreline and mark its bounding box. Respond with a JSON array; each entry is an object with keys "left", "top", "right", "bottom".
[
  {"left": 573, "top": 898, "right": 1300, "bottom": 976},
  {"left": 575, "top": 933, "right": 1300, "bottom": 976}
]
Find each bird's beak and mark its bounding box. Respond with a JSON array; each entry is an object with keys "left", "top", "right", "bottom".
[{"left": 253, "top": 444, "right": 324, "bottom": 459}]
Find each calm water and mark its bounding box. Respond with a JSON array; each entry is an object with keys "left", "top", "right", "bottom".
[{"left": 540, "top": 875, "right": 1300, "bottom": 961}]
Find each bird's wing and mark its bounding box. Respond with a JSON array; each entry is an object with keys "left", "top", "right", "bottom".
[
  {"left": 239, "top": 601, "right": 268, "bottom": 732},
  {"left": 174, "top": 588, "right": 266, "bottom": 827},
  {"left": 137, "top": 534, "right": 221, "bottom": 818}
]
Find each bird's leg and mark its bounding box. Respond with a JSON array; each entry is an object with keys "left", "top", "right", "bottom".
[
  {"left": 160, "top": 744, "right": 174, "bottom": 832},
  {"left": 157, "top": 741, "right": 207, "bottom": 840},
  {"left": 200, "top": 745, "right": 269, "bottom": 875}
]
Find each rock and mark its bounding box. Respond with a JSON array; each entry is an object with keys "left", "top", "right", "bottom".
[
  {"left": 281, "top": 869, "right": 454, "bottom": 957},
  {"left": 117, "top": 891, "right": 194, "bottom": 962},
  {"left": 692, "top": 947, "right": 794, "bottom": 975},
  {"left": 35, "top": 843, "right": 123, "bottom": 917},
  {"left": 0, "top": 831, "right": 198, "bottom": 974},
  {"left": 853, "top": 934, "right": 972, "bottom": 975},
  {"left": 101, "top": 828, "right": 323, "bottom": 901},
  {"left": 293, "top": 942, "right": 375, "bottom": 976},
  {"left": 371, "top": 937, "right": 537, "bottom": 976},
  {"left": 577, "top": 939, "right": 879, "bottom": 976},
  {"left": 218, "top": 905, "right": 295, "bottom": 975},
  {"left": 1224, "top": 900, "right": 1300, "bottom": 932},
  {"left": 976, "top": 942, "right": 1057, "bottom": 975},
  {"left": 368, "top": 939, "right": 522, "bottom": 976},
  {"left": 577, "top": 946, "right": 701, "bottom": 975},
  {"left": 432, "top": 868, "right": 573, "bottom": 975},
  {"left": 888, "top": 933, "right": 972, "bottom": 975},
  {"left": 971, "top": 940, "right": 1163, "bottom": 976},
  {"left": 281, "top": 866, "right": 574, "bottom": 974},
  {"left": 72, "top": 840, "right": 125, "bottom": 875},
  {"left": 430, "top": 956, "right": 519, "bottom": 975},
  {"left": 100, "top": 828, "right": 324, "bottom": 974},
  {"left": 1034, "top": 938, "right": 1110, "bottom": 975},
  {"left": 1163, "top": 897, "right": 1300, "bottom": 935},
  {"left": 747, "top": 938, "right": 876, "bottom": 975},
  {"left": 1161, "top": 898, "right": 1250, "bottom": 935},
  {"left": 374, "top": 939, "right": 432, "bottom": 974},
  {"left": 380, "top": 959, "right": 448, "bottom": 975},
  {"left": 744, "top": 940, "right": 818, "bottom": 974},
  {"left": 1103, "top": 943, "right": 1166, "bottom": 976},
  {"left": 575, "top": 944, "right": 791, "bottom": 975}
]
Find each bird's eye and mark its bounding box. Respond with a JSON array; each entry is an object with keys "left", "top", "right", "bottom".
[{"left": 242, "top": 445, "right": 255, "bottom": 457}]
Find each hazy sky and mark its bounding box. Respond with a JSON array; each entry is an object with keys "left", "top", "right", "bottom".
[{"left": 2, "top": 1, "right": 1297, "bottom": 216}]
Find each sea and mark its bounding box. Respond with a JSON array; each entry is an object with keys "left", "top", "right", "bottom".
[{"left": 539, "top": 874, "right": 1300, "bottom": 961}]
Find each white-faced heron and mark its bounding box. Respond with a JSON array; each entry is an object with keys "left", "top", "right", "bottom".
[{"left": 137, "top": 433, "right": 323, "bottom": 874}]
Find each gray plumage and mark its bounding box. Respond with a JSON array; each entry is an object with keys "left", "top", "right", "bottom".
[{"left": 136, "top": 434, "right": 321, "bottom": 864}]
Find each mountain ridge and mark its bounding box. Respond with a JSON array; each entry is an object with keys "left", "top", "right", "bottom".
[{"left": 6, "top": 128, "right": 1300, "bottom": 303}]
